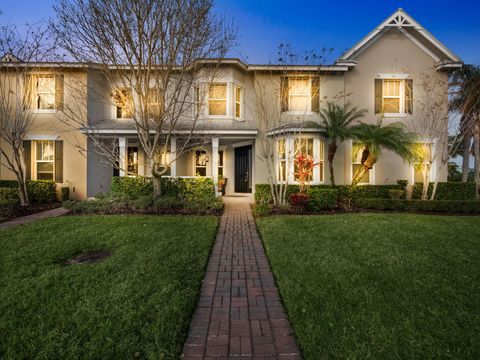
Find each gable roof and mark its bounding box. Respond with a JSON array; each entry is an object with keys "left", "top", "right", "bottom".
[{"left": 336, "top": 8, "right": 463, "bottom": 70}]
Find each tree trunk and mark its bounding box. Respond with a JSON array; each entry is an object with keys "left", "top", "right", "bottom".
[
  {"left": 474, "top": 124, "right": 480, "bottom": 200},
  {"left": 151, "top": 161, "right": 162, "bottom": 198},
  {"left": 351, "top": 154, "right": 376, "bottom": 186},
  {"left": 461, "top": 132, "right": 472, "bottom": 182},
  {"left": 420, "top": 163, "right": 431, "bottom": 200},
  {"left": 328, "top": 141, "right": 337, "bottom": 186}
]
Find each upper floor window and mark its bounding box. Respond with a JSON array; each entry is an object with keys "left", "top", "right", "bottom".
[
  {"left": 375, "top": 78, "right": 413, "bottom": 115},
  {"left": 24, "top": 74, "right": 64, "bottom": 111},
  {"left": 146, "top": 89, "right": 163, "bottom": 118},
  {"left": 235, "top": 85, "right": 242, "bottom": 118},
  {"left": 289, "top": 78, "right": 311, "bottom": 113},
  {"left": 208, "top": 83, "right": 227, "bottom": 116},
  {"left": 113, "top": 89, "right": 133, "bottom": 119}
]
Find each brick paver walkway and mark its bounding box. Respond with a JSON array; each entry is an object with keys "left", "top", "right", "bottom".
[
  {"left": 182, "top": 197, "right": 301, "bottom": 359},
  {"left": 0, "top": 207, "right": 70, "bottom": 229}
]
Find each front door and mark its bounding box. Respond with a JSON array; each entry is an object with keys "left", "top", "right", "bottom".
[{"left": 234, "top": 145, "right": 252, "bottom": 193}]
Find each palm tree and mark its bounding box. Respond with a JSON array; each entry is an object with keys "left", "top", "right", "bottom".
[
  {"left": 318, "top": 102, "right": 367, "bottom": 185},
  {"left": 350, "top": 120, "right": 416, "bottom": 186}
]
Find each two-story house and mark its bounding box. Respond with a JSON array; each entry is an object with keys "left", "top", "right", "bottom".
[{"left": 0, "top": 9, "right": 463, "bottom": 199}]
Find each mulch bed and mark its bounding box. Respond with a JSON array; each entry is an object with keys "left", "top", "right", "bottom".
[{"left": 7, "top": 203, "right": 62, "bottom": 220}]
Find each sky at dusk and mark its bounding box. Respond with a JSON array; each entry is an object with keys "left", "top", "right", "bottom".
[{"left": 1, "top": 0, "right": 479, "bottom": 64}]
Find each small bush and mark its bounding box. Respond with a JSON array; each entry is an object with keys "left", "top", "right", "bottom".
[
  {"left": 0, "top": 180, "right": 18, "bottom": 188},
  {"left": 289, "top": 193, "right": 309, "bottom": 209},
  {"left": 388, "top": 189, "right": 405, "bottom": 200},
  {"left": 252, "top": 204, "right": 271, "bottom": 217},
  {"left": 307, "top": 188, "right": 338, "bottom": 211},
  {"left": 110, "top": 176, "right": 153, "bottom": 199},
  {"left": 412, "top": 182, "right": 476, "bottom": 200},
  {"left": 0, "top": 188, "right": 19, "bottom": 201},
  {"left": 61, "top": 187, "right": 70, "bottom": 201},
  {"left": 27, "top": 181, "right": 57, "bottom": 203},
  {"left": 397, "top": 179, "right": 408, "bottom": 189},
  {"left": 0, "top": 198, "right": 20, "bottom": 219},
  {"left": 355, "top": 198, "right": 480, "bottom": 213}
]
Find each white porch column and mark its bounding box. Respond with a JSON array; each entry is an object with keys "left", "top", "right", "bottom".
[
  {"left": 211, "top": 137, "right": 219, "bottom": 195},
  {"left": 313, "top": 138, "right": 321, "bottom": 184},
  {"left": 170, "top": 136, "right": 177, "bottom": 178},
  {"left": 119, "top": 137, "right": 127, "bottom": 176}
]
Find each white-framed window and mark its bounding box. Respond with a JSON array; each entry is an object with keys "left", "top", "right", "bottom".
[
  {"left": 208, "top": 83, "right": 227, "bottom": 116},
  {"left": 146, "top": 89, "right": 163, "bottom": 118},
  {"left": 294, "top": 138, "right": 314, "bottom": 182},
  {"left": 113, "top": 88, "right": 133, "bottom": 119},
  {"left": 36, "top": 76, "right": 56, "bottom": 110},
  {"left": 218, "top": 151, "right": 224, "bottom": 176},
  {"left": 195, "top": 150, "right": 208, "bottom": 176},
  {"left": 288, "top": 77, "right": 311, "bottom": 113},
  {"left": 413, "top": 143, "right": 432, "bottom": 183},
  {"left": 34, "top": 140, "right": 55, "bottom": 180},
  {"left": 194, "top": 85, "right": 200, "bottom": 116},
  {"left": 382, "top": 79, "right": 404, "bottom": 114},
  {"left": 234, "top": 85, "right": 242, "bottom": 118},
  {"left": 318, "top": 140, "right": 325, "bottom": 182},
  {"left": 352, "top": 142, "right": 371, "bottom": 184},
  {"left": 127, "top": 146, "right": 139, "bottom": 175},
  {"left": 276, "top": 139, "right": 287, "bottom": 182}
]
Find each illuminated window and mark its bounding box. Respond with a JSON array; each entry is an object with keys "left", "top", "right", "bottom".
[
  {"left": 294, "top": 138, "right": 314, "bottom": 182},
  {"left": 35, "top": 140, "right": 55, "bottom": 180},
  {"left": 352, "top": 143, "right": 371, "bottom": 184},
  {"left": 146, "top": 89, "right": 163, "bottom": 118},
  {"left": 277, "top": 139, "right": 286, "bottom": 182},
  {"left": 288, "top": 78, "right": 310, "bottom": 112},
  {"left": 235, "top": 85, "right": 242, "bottom": 118},
  {"left": 195, "top": 150, "right": 208, "bottom": 176},
  {"left": 113, "top": 89, "right": 133, "bottom": 118},
  {"left": 413, "top": 143, "right": 432, "bottom": 183},
  {"left": 36, "top": 76, "right": 56, "bottom": 110},
  {"left": 319, "top": 140, "right": 325, "bottom": 182},
  {"left": 208, "top": 83, "right": 227, "bottom": 115},
  {"left": 127, "top": 146, "right": 138, "bottom": 175},
  {"left": 383, "top": 79, "right": 403, "bottom": 114},
  {"left": 218, "top": 151, "right": 224, "bottom": 177}
]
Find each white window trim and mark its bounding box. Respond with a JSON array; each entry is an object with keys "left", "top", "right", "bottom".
[
  {"left": 35, "top": 75, "right": 56, "bottom": 111},
  {"left": 350, "top": 141, "right": 375, "bottom": 185},
  {"left": 207, "top": 82, "right": 229, "bottom": 118},
  {"left": 32, "top": 140, "right": 55, "bottom": 181},
  {"left": 382, "top": 78, "right": 405, "bottom": 116},
  {"left": 275, "top": 135, "right": 325, "bottom": 185},
  {"left": 287, "top": 77, "right": 313, "bottom": 115}
]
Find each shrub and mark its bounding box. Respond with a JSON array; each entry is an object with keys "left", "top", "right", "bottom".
[
  {"left": 307, "top": 188, "right": 338, "bottom": 211},
  {"left": 289, "top": 193, "right": 309, "bottom": 209},
  {"left": 255, "top": 183, "right": 402, "bottom": 205},
  {"left": 355, "top": 198, "right": 480, "bottom": 213},
  {"left": 412, "top": 182, "right": 476, "bottom": 200},
  {"left": 61, "top": 187, "right": 70, "bottom": 201},
  {"left": 178, "top": 177, "right": 216, "bottom": 201},
  {"left": 0, "top": 198, "right": 20, "bottom": 219},
  {"left": 0, "top": 180, "right": 18, "bottom": 188},
  {"left": 110, "top": 176, "right": 153, "bottom": 199},
  {"left": 388, "top": 189, "right": 405, "bottom": 200},
  {"left": 252, "top": 204, "right": 271, "bottom": 217},
  {"left": 26, "top": 181, "right": 57, "bottom": 203},
  {"left": 0, "top": 188, "right": 19, "bottom": 201},
  {"left": 397, "top": 179, "right": 408, "bottom": 189}
]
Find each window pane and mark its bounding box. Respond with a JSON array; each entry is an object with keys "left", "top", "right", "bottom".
[
  {"left": 289, "top": 95, "right": 309, "bottom": 112},
  {"left": 278, "top": 161, "right": 286, "bottom": 182},
  {"left": 36, "top": 141, "right": 54, "bottom": 161},
  {"left": 294, "top": 139, "right": 313, "bottom": 156},
  {"left": 37, "top": 76, "right": 55, "bottom": 93},
  {"left": 38, "top": 94, "right": 55, "bottom": 110},
  {"left": 218, "top": 151, "right": 224, "bottom": 166},
  {"left": 289, "top": 78, "right": 310, "bottom": 95},
  {"left": 196, "top": 151, "right": 208, "bottom": 166},
  {"left": 37, "top": 172, "right": 54, "bottom": 181},
  {"left": 353, "top": 164, "right": 370, "bottom": 183},
  {"left": 209, "top": 100, "right": 226, "bottom": 115},
  {"left": 196, "top": 168, "right": 207, "bottom": 176},
  {"left": 319, "top": 162, "right": 324, "bottom": 182},
  {"left": 235, "top": 102, "right": 241, "bottom": 118},
  {"left": 384, "top": 98, "right": 400, "bottom": 113},
  {"left": 384, "top": 80, "right": 400, "bottom": 96},
  {"left": 127, "top": 147, "right": 139, "bottom": 174},
  {"left": 319, "top": 140, "right": 324, "bottom": 161},
  {"left": 37, "top": 162, "right": 53, "bottom": 172},
  {"left": 209, "top": 84, "right": 226, "bottom": 99}
]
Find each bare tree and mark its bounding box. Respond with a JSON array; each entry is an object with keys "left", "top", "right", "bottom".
[
  {"left": 51, "top": 0, "right": 236, "bottom": 197},
  {"left": 0, "top": 22, "right": 54, "bottom": 205},
  {"left": 252, "top": 44, "right": 334, "bottom": 206}
]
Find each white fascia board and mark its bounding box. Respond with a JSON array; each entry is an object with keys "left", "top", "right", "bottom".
[{"left": 81, "top": 128, "right": 258, "bottom": 135}]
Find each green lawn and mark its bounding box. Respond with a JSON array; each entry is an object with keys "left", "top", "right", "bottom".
[
  {"left": 0, "top": 215, "right": 218, "bottom": 360},
  {"left": 257, "top": 214, "right": 480, "bottom": 359}
]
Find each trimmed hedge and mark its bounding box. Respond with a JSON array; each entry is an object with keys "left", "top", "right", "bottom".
[
  {"left": 355, "top": 198, "right": 480, "bottom": 213},
  {"left": 412, "top": 182, "right": 476, "bottom": 200},
  {"left": 0, "top": 188, "right": 19, "bottom": 201},
  {"left": 307, "top": 188, "right": 338, "bottom": 211},
  {"left": 0, "top": 199, "right": 20, "bottom": 219},
  {"left": 254, "top": 183, "right": 403, "bottom": 205},
  {"left": 0, "top": 180, "right": 56, "bottom": 203},
  {"left": 110, "top": 176, "right": 216, "bottom": 201}
]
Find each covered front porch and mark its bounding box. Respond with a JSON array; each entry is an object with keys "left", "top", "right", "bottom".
[{"left": 115, "top": 134, "right": 256, "bottom": 196}]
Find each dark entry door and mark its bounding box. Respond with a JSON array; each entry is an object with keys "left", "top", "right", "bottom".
[{"left": 234, "top": 145, "right": 252, "bottom": 193}]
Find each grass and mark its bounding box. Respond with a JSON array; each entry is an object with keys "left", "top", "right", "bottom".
[
  {"left": 0, "top": 215, "right": 218, "bottom": 360},
  {"left": 257, "top": 213, "right": 480, "bottom": 359}
]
